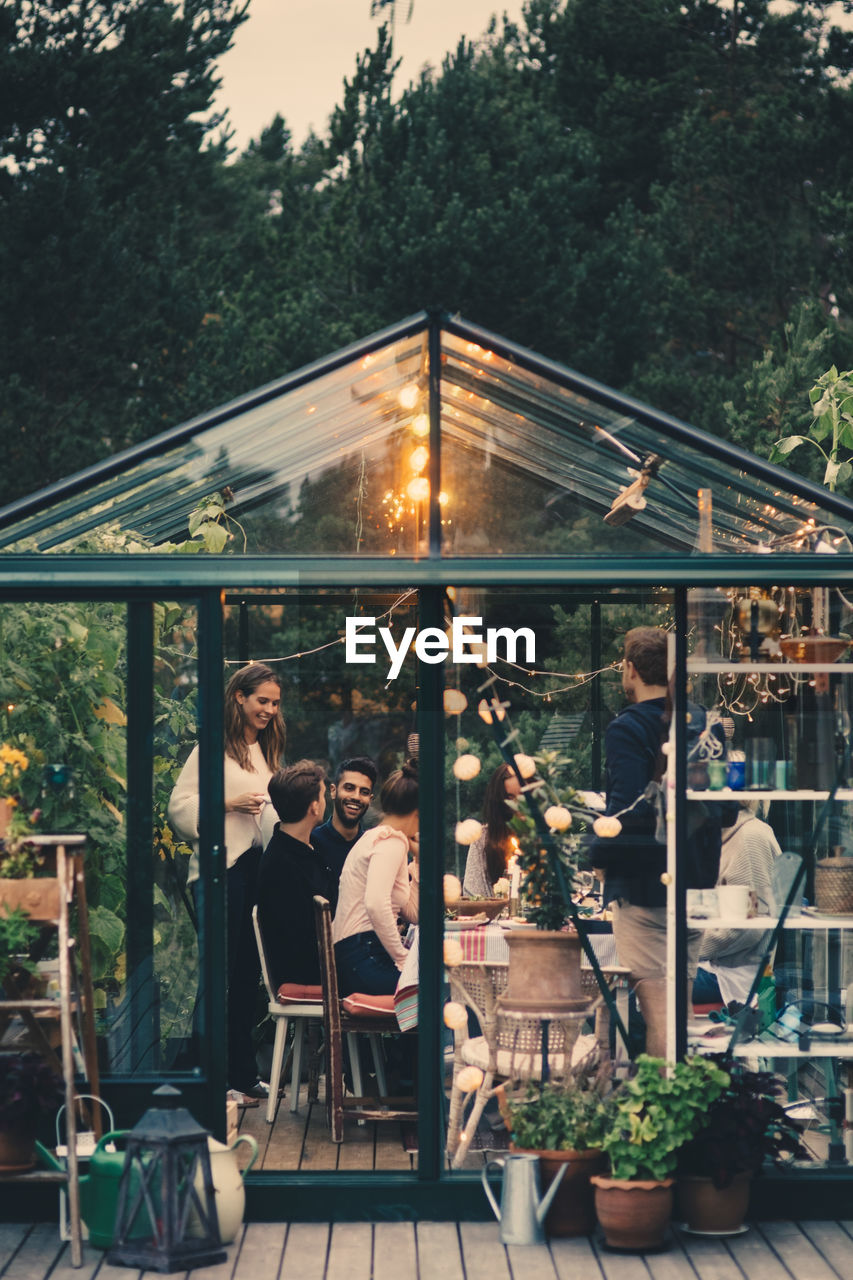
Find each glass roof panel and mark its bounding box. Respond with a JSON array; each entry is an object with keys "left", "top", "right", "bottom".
[
  {"left": 1, "top": 314, "right": 851, "bottom": 558},
  {"left": 438, "top": 330, "right": 853, "bottom": 556}
]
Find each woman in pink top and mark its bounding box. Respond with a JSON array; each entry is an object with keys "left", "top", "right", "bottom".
[{"left": 332, "top": 758, "right": 419, "bottom": 996}]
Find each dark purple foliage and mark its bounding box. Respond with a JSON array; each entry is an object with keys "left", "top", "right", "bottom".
[
  {"left": 677, "top": 1057, "right": 808, "bottom": 1189},
  {"left": 0, "top": 1051, "right": 64, "bottom": 1132}
]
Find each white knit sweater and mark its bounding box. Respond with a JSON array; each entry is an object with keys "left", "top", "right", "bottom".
[
  {"left": 167, "top": 742, "right": 278, "bottom": 882},
  {"left": 699, "top": 810, "right": 780, "bottom": 968}
]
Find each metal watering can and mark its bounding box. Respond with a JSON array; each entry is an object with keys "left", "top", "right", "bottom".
[{"left": 481, "top": 1152, "right": 567, "bottom": 1246}]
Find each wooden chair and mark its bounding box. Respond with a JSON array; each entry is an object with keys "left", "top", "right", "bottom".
[
  {"left": 313, "top": 896, "right": 417, "bottom": 1143},
  {"left": 251, "top": 904, "right": 323, "bottom": 1123}
]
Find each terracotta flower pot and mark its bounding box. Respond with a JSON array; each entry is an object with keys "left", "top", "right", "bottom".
[
  {"left": 0, "top": 1126, "right": 38, "bottom": 1173},
  {"left": 590, "top": 1175, "right": 674, "bottom": 1250},
  {"left": 511, "top": 1144, "right": 606, "bottom": 1236},
  {"left": 674, "top": 1171, "right": 752, "bottom": 1234}
]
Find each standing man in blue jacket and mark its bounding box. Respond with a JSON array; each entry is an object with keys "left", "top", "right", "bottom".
[{"left": 590, "top": 626, "right": 720, "bottom": 1057}]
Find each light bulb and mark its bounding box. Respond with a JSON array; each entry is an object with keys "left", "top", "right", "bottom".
[
  {"left": 406, "top": 477, "right": 430, "bottom": 502},
  {"left": 398, "top": 383, "right": 419, "bottom": 410},
  {"left": 409, "top": 446, "right": 429, "bottom": 473},
  {"left": 412, "top": 413, "right": 429, "bottom": 437}
]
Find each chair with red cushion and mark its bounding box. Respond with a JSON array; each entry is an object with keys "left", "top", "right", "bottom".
[
  {"left": 313, "top": 896, "right": 417, "bottom": 1143},
  {"left": 252, "top": 904, "right": 323, "bottom": 1122}
]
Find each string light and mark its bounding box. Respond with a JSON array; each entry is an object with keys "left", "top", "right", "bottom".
[{"left": 223, "top": 589, "right": 417, "bottom": 665}]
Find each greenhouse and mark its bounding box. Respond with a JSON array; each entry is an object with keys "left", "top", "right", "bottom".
[{"left": 3, "top": 309, "right": 853, "bottom": 1223}]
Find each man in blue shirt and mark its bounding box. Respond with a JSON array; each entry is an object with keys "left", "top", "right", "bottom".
[{"left": 311, "top": 756, "right": 377, "bottom": 881}]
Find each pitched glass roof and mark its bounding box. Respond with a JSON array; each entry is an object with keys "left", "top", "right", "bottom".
[{"left": 2, "top": 312, "right": 851, "bottom": 557}]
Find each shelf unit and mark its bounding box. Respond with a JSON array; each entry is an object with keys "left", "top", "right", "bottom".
[{"left": 0, "top": 835, "right": 96, "bottom": 1268}]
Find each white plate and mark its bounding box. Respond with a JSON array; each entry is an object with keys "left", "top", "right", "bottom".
[
  {"left": 676, "top": 1223, "right": 749, "bottom": 1238},
  {"left": 498, "top": 919, "right": 537, "bottom": 931},
  {"left": 445, "top": 916, "right": 487, "bottom": 930}
]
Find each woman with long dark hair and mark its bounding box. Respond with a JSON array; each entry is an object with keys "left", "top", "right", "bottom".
[
  {"left": 332, "top": 758, "right": 420, "bottom": 996},
  {"left": 462, "top": 762, "right": 521, "bottom": 897},
  {"left": 169, "top": 662, "right": 286, "bottom": 1103}
]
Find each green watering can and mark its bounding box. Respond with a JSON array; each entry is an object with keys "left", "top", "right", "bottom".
[
  {"left": 36, "top": 1130, "right": 142, "bottom": 1249},
  {"left": 36, "top": 1128, "right": 258, "bottom": 1248}
]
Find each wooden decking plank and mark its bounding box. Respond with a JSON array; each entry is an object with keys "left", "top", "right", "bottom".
[
  {"left": 589, "top": 1238, "right": 651, "bottom": 1280},
  {"left": 458, "top": 1222, "right": 512, "bottom": 1280},
  {"left": 48, "top": 1240, "right": 106, "bottom": 1280},
  {"left": 643, "top": 1235, "right": 699, "bottom": 1280},
  {"left": 668, "top": 1235, "right": 740, "bottom": 1280},
  {"left": 231, "top": 1222, "right": 286, "bottom": 1279},
  {"left": 90, "top": 1255, "right": 144, "bottom": 1280},
  {"left": 182, "top": 1241, "right": 239, "bottom": 1280},
  {"left": 373, "top": 1223, "right": 417, "bottom": 1280},
  {"left": 326, "top": 1223, "right": 372, "bottom": 1280},
  {"left": 299, "top": 1102, "right": 340, "bottom": 1171},
  {"left": 335, "top": 1122, "right": 375, "bottom": 1172},
  {"left": 0, "top": 1224, "right": 65, "bottom": 1280},
  {"left": 0, "top": 1224, "right": 30, "bottom": 1271},
  {"left": 756, "top": 1222, "right": 840, "bottom": 1280},
  {"left": 416, "top": 1222, "right": 466, "bottom": 1280},
  {"left": 280, "top": 1223, "right": 329, "bottom": 1280},
  {"left": 798, "top": 1221, "right": 853, "bottom": 1280},
  {"left": 373, "top": 1124, "right": 413, "bottom": 1171},
  {"left": 723, "top": 1225, "right": 797, "bottom": 1280},
  {"left": 506, "top": 1240, "right": 558, "bottom": 1278},
  {"left": 549, "top": 1236, "right": 604, "bottom": 1280}
]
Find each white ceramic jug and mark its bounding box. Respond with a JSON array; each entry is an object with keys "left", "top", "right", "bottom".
[{"left": 191, "top": 1134, "right": 258, "bottom": 1243}]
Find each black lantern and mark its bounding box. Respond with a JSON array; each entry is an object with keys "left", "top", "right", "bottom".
[{"left": 107, "top": 1084, "right": 225, "bottom": 1273}]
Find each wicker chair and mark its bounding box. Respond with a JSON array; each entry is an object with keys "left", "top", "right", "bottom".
[
  {"left": 313, "top": 896, "right": 417, "bottom": 1143},
  {"left": 446, "top": 962, "right": 621, "bottom": 1168}
]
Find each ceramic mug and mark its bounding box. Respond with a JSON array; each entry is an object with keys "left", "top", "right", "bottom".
[{"left": 717, "top": 884, "right": 750, "bottom": 918}]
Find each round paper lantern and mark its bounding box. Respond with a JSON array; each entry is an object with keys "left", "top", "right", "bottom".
[
  {"left": 514, "top": 753, "right": 536, "bottom": 779},
  {"left": 544, "top": 805, "right": 572, "bottom": 831},
  {"left": 593, "top": 815, "right": 623, "bottom": 838},
  {"left": 443, "top": 1001, "right": 468, "bottom": 1030},
  {"left": 477, "top": 698, "right": 506, "bottom": 724},
  {"left": 443, "top": 939, "right": 464, "bottom": 967},
  {"left": 443, "top": 688, "right": 468, "bottom": 715},
  {"left": 455, "top": 819, "right": 483, "bottom": 845},
  {"left": 457, "top": 1066, "right": 485, "bottom": 1094},
  {"left": 452, "top": 754, "right": 481, "bottom": 781},
  {"left": 443, "top": 874, "right": 462, "bottom": 905}
]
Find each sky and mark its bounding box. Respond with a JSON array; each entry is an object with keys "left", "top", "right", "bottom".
[{"left": 213, "top": 0, "right": 524, "bottom": 153}]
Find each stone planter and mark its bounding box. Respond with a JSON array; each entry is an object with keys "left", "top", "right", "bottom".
[
  {"left": 511, "top": 1143, "right": 606, "bottom": 1236},
  {"left": 501, "top": 931, "right": 588, "bottom": 1015},
  {"left": 590, "top": 1175, "right": 674, "bottom": 1250}
]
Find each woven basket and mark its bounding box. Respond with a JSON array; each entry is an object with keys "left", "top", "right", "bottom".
[{"left": 815, "top": 857, "right": 853, "bottom": 915}]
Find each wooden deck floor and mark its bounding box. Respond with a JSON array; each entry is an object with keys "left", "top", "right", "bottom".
[{"left": 5, "top": 1218, "right": 853, "bottom": 1280}]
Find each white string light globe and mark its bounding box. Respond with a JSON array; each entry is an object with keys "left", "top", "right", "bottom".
[
  {"left": 455, "top": 818, "right": 483, "bottom": 845},
  {"left": 452, "top": 754, "right": 481, "bottom": 781},
  {"left": 593, "top": 815, "right": 623, "bottom": 838},
  {"left": 443, "top": 1001, "right": 468, "bottom": 1030},
  {"left": 443, "top": 873, "right": 462, "bottom": 905},
  {"left": 514, "top": 753, "right": 536, "bottom": 779},
  {"left": 544, "top": 805, "right": 572, "bottom": 831},
  {"left": 443, "top": 938, "right": 464, "bottom": 967},
  {"left": 443, "top": 688, "right": 468, "bottom": 715},
  {"left": 456, "top": 1066, "right": 485, "bottom": 1094}
]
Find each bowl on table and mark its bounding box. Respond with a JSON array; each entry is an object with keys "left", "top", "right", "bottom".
[{"left": 453, "top": 897, "right": 507, "bottom": 922}]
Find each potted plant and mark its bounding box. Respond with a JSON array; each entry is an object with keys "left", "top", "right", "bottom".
[
  {"left": 498, "top": 1055, "right": 616, "bottom": 1237},
  {"left": 675, "top": 1057, "right": 807, "bottom": 1234},
  {"left": 0, "top": 1050, "right": 64, "bottom": 1171},
  {"left": 499, "top": 750, "right": 589, "bottom": 1015},
  {"left": 0, "top": 906, "right": 39, "bottom": 993},
  {"left": 590, "top": 1054, "right": 729, "bottom": 1251},
  {"left": 0, "top": 742, "right": 29, "bottom": 837}
]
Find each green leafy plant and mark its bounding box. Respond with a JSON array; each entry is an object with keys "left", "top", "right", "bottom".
[
  {"left": 770, "top": 366, "right": 853, "bottom": 492},
  {"left": 502, "top": 1059, "right": 616, "bottom": 1152},
  {"left": 508, "top": 750, "right": 584, "bottom": 931},
  {"left": 0, "top": 1051, "right": 64, "bottom": 1133},
  {"left": 676, "top": 1057, "right": 807, "bottom": 1188},
  {"left": 601, "top": 1054, "right": 729, "bottom": 1182},
  {"left": 0, "top": 908, "right": 39, "bottom": 988}
]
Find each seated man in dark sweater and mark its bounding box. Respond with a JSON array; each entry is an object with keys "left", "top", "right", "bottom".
[
  {"left": 256, "top": 759, "right": 337, "bottom": 991},
  {"left": 311, "top": 755, "right": 377, "bottom": 882}
]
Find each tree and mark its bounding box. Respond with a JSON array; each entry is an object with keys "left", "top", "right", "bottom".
[{"left": 0, "top": 0, "right": 248, "bottom": 505}]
